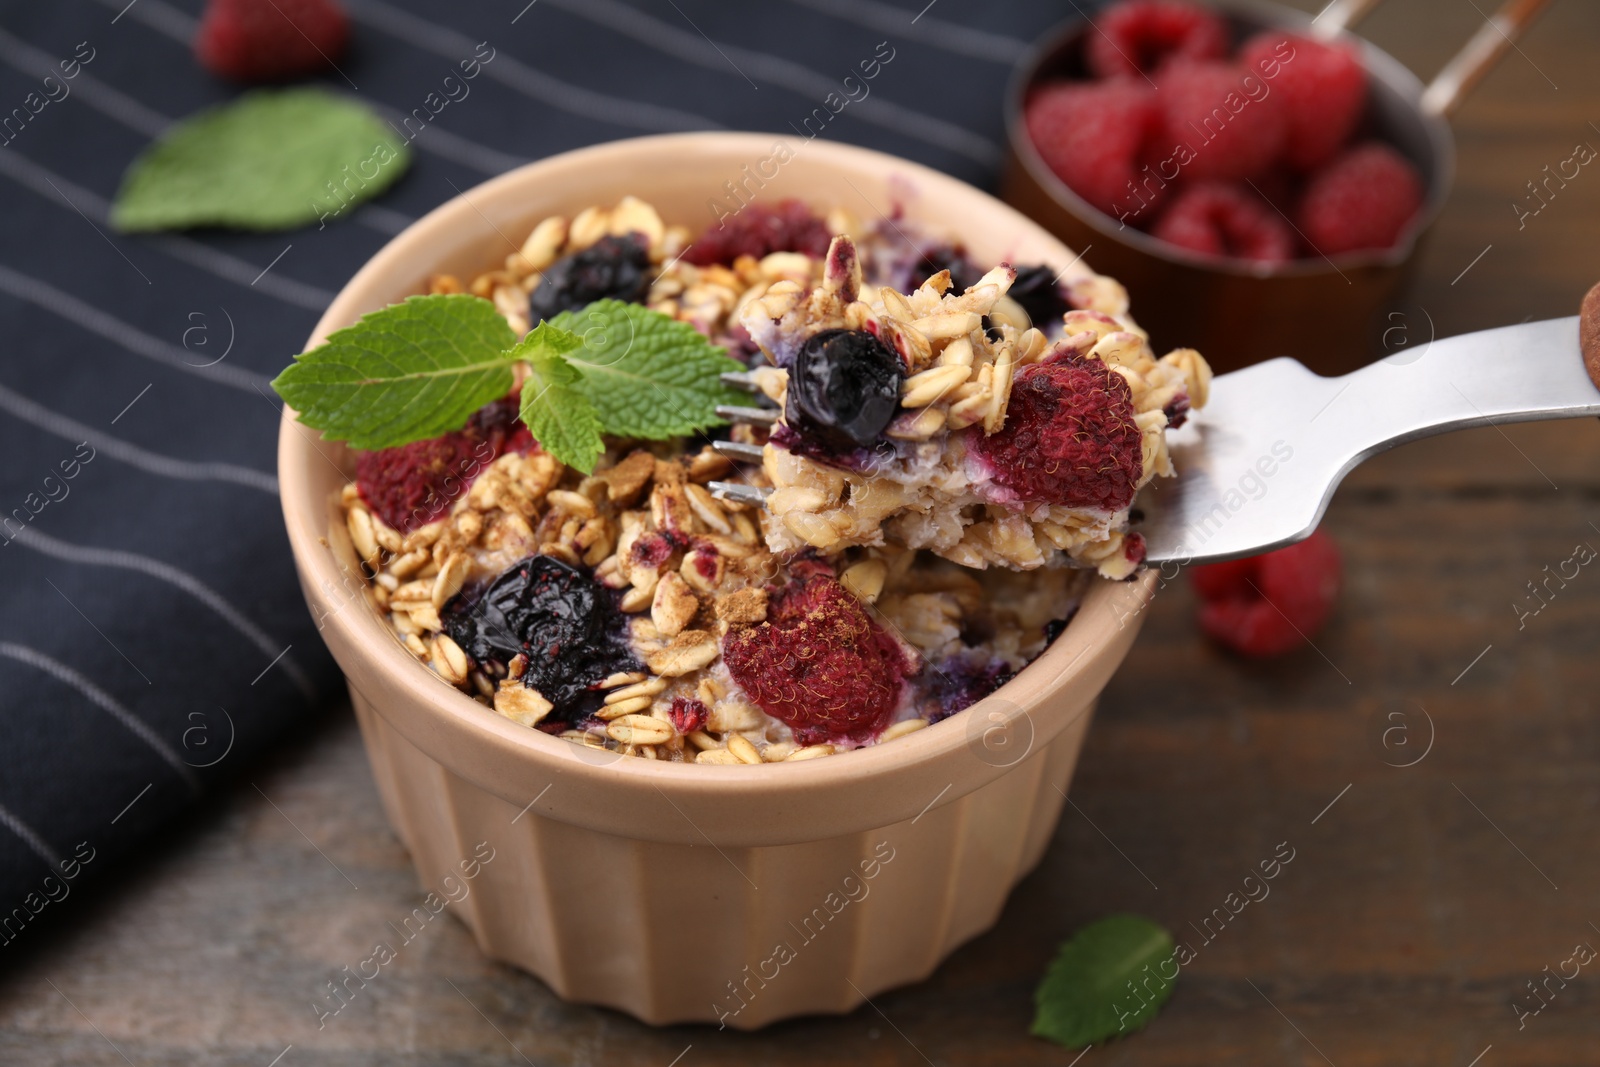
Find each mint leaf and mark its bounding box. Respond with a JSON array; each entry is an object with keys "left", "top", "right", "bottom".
[
  {"left": 1032, "top": 915, "right": 1176, "bottom": 1049},
  {"left": 112, "top": 88, "right": 409, "bottom": 232},
  {"left": 510, "top": 327, "right": 604, "bottom": 473},
  {"left": 276, "top": 297, "right": 741, "bottom": 461},
  {"left": 272, "top": 294, "right": 520, "bottom": 451},
  {"left": 550, "top": 300, "right": 747, "bottom": 439}
]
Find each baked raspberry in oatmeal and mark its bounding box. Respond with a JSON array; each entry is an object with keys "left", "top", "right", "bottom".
[{"left": 325, "top": 195, "right": 1208, "bottom": 764}]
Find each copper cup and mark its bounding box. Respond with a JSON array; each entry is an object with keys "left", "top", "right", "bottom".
[{"left": 1002, "top": 0, "right": 1549, "bottom": 375}]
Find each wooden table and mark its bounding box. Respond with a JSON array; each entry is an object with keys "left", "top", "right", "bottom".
[{"left": 4, "top": 2, "right": 1599, "bottom": 1063}]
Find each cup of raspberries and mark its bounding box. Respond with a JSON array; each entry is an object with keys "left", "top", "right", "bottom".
[{"left": 1003, "top": 0, "right": 1447, "bottom": 374}]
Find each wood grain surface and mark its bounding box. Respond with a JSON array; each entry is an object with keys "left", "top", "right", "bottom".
[{"left": 4, "top": 1, "right": 1599, "bottom": 1063}]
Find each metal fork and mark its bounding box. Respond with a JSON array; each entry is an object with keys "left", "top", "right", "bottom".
[
  {"left": 707, "top": 376, "right": 778, "bottom": 507},
  {"left": 707, "top": 315, "right": 1600, "bottom": 567},
  {"left": 1139, "top": 313, "right": 1600, "bottom": 565}
]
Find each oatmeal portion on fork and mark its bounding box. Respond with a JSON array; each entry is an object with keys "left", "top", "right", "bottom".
[{"left": 728, "top": 232, "right": 1209, "bottom": 578}]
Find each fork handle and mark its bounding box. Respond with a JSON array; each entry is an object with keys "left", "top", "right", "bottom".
[
  {"left": 1580, "top": 282, "right": 1600, "bottom": 391},
  {"left": 1140, "top": 292, "right": 1600, "bottom": 567},
  {"left": 1323, "top": 312, "right": 1600, "bottom": 469}
]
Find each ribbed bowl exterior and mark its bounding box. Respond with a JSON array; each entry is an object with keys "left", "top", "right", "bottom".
[{"left": 350, "top": 685, "right": 1098, "bottom": 1028}]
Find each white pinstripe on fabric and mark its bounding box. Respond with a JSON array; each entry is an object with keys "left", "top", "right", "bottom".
[
  {"left": 0, "top": 26, "right": 169, "bottom": 137},
  {"left": 9, "top": 530, "right": 317, "bottom": 702},
  {"left": 364, "top": 99, "right": 530, "bottom": 177},
  {"left": 0, "top": 149, "right": 337, "bottom": 312},
  {"left": 0, "top": 381, "right": 278, "bottom": 494},
  {"left": 0, "top": 22, "right": 524, "bottom": 183},
  {"left": 782, "top": 0, "right": 1026, "bottom": 64},
  {"left": 540, "top": 0, "right": 1002, "bottom": 164},
  {"left": 0, "top": 25, "right": 415, "bottom": 239},
  {"left": 343, "top": 0, "right": 723, "bottom": 133},
  {"left": 0, "top": 262, "right": 273, "bottom": 393},
  {"left": 0, "top": 643, "right": 200, "bottom": 791},
  {"left": 0, "top": 798, "right": 62, "bottom": 868},
  {"left": 100, "top": 0, "right": 720, "bottom": 135}
]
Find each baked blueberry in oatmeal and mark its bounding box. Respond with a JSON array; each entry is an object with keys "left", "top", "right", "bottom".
[{"left": 277, "top": 194, "right": 1210, "bottom": 763}]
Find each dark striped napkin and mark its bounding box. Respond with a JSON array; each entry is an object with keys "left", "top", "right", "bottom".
[{"left": 0, "top": 0, "right": 1055, "bottom": 938}]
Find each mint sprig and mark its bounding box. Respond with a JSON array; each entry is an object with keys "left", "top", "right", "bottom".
[
  {"left": 272, "top": 295, "right": 519, "bottom": 451},
  {"left": 1032, "top": 915, "right": 1177, "bottom": 1049},
  {"left": 551, "top": 300, "right": 749, "bottom": 438},
  {"left": 514, "top": 343, "right": 604, "bottom": 477},
  {"left": 272, "top": 294, "right": 746, "bottom": 472}
]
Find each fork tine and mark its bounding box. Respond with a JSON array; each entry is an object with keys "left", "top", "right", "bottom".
[
  {"left": 720, "top": 370, "right": 769, "bottom": 394},
  {"left": 708, "top": 481, "right": 772, "bottom": 508},
  {"left": 716, "top": 405, "right": 779, "bottom": 427},
  {"left": 712, "top": 440, "right": 766, "bottom": 464}
]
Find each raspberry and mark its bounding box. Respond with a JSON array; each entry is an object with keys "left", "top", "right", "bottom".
[
  {"left": 685, "top": 199, "right": 832, "bottom": 266},
  {"left": 1190, "top": 529, "right": 1341, "bottom": 657},
  {"left": 1248, "top": 166, "right": 1297, "bottom": 216},
  {"left": 196, "top": 0, "right": 348, "bottom": 83},
  {"left": 668, "top": 697, "right": 708, "bottom": 735},
  {"left": 969, "top": 356, "right": 1143, "bottom": 512},
  {"left": 528, "top": 234, "right": 651, "bottom": 323},
  {"left": 1086, "top": 0, "right": 1229, "bottom": 79},
  {"left": 1154, "top": 61, "right": 1288, "bottom": 182},
  {"left": 1025, "top": 81, "right": 1162, "bottom": 218},
  {"left": 355, "top": 396, "right": 531, "bottom": 533},
  {"left": 784, "top": 329, "right": 905, "bottom": 454},
  {"left": 1239, "top": 32, "right": 1366, "bottom": 172},
  {"left": 1151, "top": 182, "right": 1295, "bottom": 264},
  {"left": 722, "top": 575, "right": 915, "bottom": 745},
  {"left": 1297, "top": 143, "right": 1424, "bottom": 255},
  {"left": 442, "top": 556, "right": 639, "bottom": 722}
]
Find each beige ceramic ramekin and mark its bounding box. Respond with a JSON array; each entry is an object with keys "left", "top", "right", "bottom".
[{"left": 278, "top": 133, "right": 1155, "bottom": 1029}]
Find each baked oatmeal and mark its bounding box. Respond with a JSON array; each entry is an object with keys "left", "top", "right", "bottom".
[{"left": 296, "top": 195, "right": 1209, "bottom": 763}]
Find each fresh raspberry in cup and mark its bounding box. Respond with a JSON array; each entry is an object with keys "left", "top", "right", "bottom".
[
  {"left": 1085, "top": 0, "right": 1229, "bottom": 80},
  {"left": 1153, "top": 60, "right": 1289, "bottom": 183},
  {"left": 1025, "top": 80, "right": 1163, "bottom": 218},
  {"left": 1239, "top": 31, "right": 1368, "bottom": 172},
  {"left": 1151, "top": 183, "right": 1295, "bottom": 265},
  {"left": 1298, "top": 143, "right": 1424, "bottom": 255}
]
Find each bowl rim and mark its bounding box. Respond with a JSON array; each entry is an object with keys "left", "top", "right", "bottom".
[
  {"left": 277, "top": 131, "right": 1154, "bottom": 810},
  {"left": 1003, "top": 0, "right": 1456, "bottom": 278}
]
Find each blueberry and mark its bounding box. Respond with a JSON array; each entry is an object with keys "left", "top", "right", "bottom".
[
  {"left": 528, "top": 234, "right": 651, "bottom": 322},
  {"left": 914, "top": 242, "right": 983, "bottom": 293},
  {"left": 1036, "top": 607, "right": 1075, "bottom": 643},
  {"left": 1005, "top": 264, "right": 1070, "bottom": 330},
  {"left": 443, "top": 555, "right": 639, "bottom": 722},
  {"left": 785, "top": 329, "right": 904, "bottom": 453},
  {"left": 924, "top": 655, "right": 1015, "bottom": 723}
]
